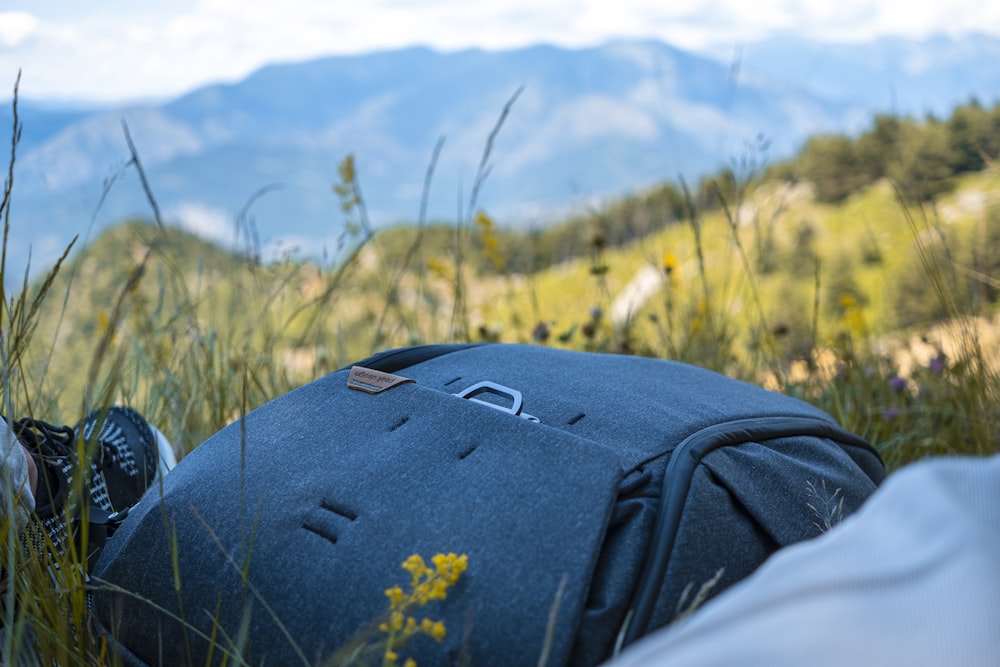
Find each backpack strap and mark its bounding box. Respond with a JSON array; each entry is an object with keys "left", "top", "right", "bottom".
[
  {"left": 346, "top": 343, "right": 489, "bottom": 374},
  {"left": 621, "top": 416, "right": 880, "bottom": 648}
]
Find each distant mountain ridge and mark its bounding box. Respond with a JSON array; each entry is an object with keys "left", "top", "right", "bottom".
[
  {"left": 736, "top": 33, "right": 1000, "bottom": 114},
  {"left": 3, "top": 34, "right": 999, "bottom": 284}
]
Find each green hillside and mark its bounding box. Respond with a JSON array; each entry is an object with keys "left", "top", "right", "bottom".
[
  {"left": 12, "top": 163, "right": 998, "bottom": 469},
  {"left": 3, "top": 91, "right": 1000, "bottom": 666},
  {"left": 3, "top": 98, "right": 997, "bottom": 464}
]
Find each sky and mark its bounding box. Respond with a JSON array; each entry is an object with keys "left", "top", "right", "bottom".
[{"left": 1, "top": 0, "right": 998, "bottom": 104}]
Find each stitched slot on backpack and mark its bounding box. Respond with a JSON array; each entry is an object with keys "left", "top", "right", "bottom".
[
  {"left": 319, "top": 499, "right": 358, "bottom": 521},
  {"left": 388, "top": 416, "right": 410, "bottom": 432},
  {"left": 302, "top": 522, "right": 338, "bottom": 544},
  {"left": 443, "top": 376, "right": 463, "bottom": 386},
  {"left": 303, "top": 500, "right": 358, "bottom": 544},
  {"left": 567, "top": 413, "right": 586, "bottom": 425},
  {"left": 457, "top": 445, "right": 478, "bottom": 460}
]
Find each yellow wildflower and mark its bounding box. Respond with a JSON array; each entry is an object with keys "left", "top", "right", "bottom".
[
  {"left": 476, "top": 210, "right": 506, "bottom": 272},
  {"left": 422, "top": 619, "right": 446, "bottom": 642},
  {"left": 662, "top": 251, "right": 677, "bottom": 275},
  {"left": 339, "top": 154, "right": 356, "bottom": 185},
  {"left": 426, "top": 258, "right": 452, "bottom": 280},
  {"left": 662, "top": 251, "right": 681, "bottom": 287},
  {"left": 378, "top": 553, "right": 468, "bottom": 666},
  {"left": 839, "top": 292, "right": 856, "bottom": 311},
  {"left": 386, "top": 585, "right": 406, "bottom": 606}
]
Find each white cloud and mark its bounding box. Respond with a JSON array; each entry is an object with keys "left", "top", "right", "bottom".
[
  {"left": 0, "top": 11, "right": 40, "bottom": 48},
  {"left": 164, "top": 13, "right": 229, "bottom": 42},
  {"left": 168, "top": 202, "right": 236, "bottom": 246},
  {"left": 1, "top": 1, "right": 998, "bottom": 102}
]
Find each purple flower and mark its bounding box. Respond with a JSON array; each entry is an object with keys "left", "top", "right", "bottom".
[
  {"left": 889, "top": 375, "right": 907, "bottom": 392},
  {"left": 929, "top": 356, "right": 946, "bottom": 373},
  {"left": 881, "top": 407, "right": 899, "bottom": 420}
]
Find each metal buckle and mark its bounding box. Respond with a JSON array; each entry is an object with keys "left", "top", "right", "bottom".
[{"left": 454, "top": 381, "right": 540, "bottom": 423}]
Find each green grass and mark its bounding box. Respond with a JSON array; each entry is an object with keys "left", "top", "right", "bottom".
[{"left": 1, "top": 76, "right": 998, "bottom": 664}]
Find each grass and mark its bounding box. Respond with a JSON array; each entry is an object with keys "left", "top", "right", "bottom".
[{"left": 1, "top": 74, "right": 998, "bottom": 664}]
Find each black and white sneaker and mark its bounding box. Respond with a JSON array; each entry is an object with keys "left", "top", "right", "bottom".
[
  {"left": 75, "top": 406, "right": 175, "bottom": 510},
  {"left": 12, "top": 406, "right": 176, "bottom": 571}
]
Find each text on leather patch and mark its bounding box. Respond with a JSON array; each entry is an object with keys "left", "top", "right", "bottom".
[{"left": 347, "top": 366, "right": 415, "bottom": 394}]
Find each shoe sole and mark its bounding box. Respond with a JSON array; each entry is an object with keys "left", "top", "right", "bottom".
[{"left": 149, "top": 424, "right": 177, "bottom": 483}]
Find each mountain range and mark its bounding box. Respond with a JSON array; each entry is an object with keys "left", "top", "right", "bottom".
[{"left": 3, "top": 34, "right": 1000, "bottom": 283}]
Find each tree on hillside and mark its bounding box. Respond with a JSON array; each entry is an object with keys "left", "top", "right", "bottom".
[
  {"left": 799, "top": 135, "right": 871, "bottom": 203},
  {"left": 989, "top": 104, "right": 1000, "bottom": 162},
  {"left": 855, "top": 114, "right": 901, "bottom": 182},
  {"left": 889, "top": 118, "right": 957, "bottom": 203},
  {"left": 774, "top": 102, "right": 1000, "bottom": 207},
  {"left": 645, "top": 183, "right": 688, "bottom": 225},
  {"left": 946, "top": 100, "right": 992, "bottom": 174},
  {"left": 696, "top": 167, "right": 740, "bottom": 210}
]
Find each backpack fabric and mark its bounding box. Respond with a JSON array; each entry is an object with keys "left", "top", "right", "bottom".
[
  {"left": 603, "top": 454, "right": 1000, "bottom": 667},
  {"left": 91, "top": 343, "right": 884, "bottom": 666}
]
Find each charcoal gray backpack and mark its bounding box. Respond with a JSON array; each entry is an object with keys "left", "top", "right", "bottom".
[{"left": 92, "top": 344, "right": 884, "bottom": 666}]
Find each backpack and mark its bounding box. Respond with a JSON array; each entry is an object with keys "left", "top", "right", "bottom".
[{"left": 92, "top": 343, "right": 884, "bottom": 666}]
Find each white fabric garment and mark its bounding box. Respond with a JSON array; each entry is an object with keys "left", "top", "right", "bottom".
[
  {"left": 605, "top": 454, "right": 1000, "bottom": 667},
  {"left": 0, "top": 419, "right": 35, "bottom": 527}
]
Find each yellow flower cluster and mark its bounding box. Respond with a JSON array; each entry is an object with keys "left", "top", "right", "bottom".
[
  {"left": 333, "top": 154, "right": 361, "bottom": 213},
  {"left": 839, "top": 292, "right": 867, "bottom": 338},
  {"left": 475, "top": 210, "right": 506, "bottom": 272},
  {"left": 662, "top": 250, "right": 680, "bottom": 288},
  {"left": 662, "top": 250, "right": 678, "bottom": 275},
  {"left": 425, "top": 257, "right": 453, "bottom": 281},
  {"left": 379, "top": 553, "right": 468, "bottom": 667}
]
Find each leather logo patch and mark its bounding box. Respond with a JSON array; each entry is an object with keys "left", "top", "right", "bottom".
[{"left": 347, "top": 366, "right": 415, "bottom": 394}]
